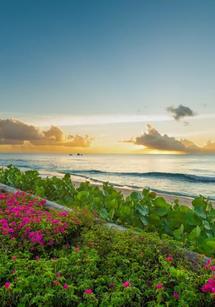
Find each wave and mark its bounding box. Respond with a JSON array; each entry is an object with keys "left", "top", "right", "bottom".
[
  {"left": 58, "top": 170, "right": 215, "bottom": 200},
  {"left": 61, "top": 169, "right": 215, "bottom": 183}
]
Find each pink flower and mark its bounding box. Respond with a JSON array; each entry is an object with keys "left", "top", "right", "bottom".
[
  {"left": 122, "top": 281, "right": 131, "bottom": 288},
  {"left": 165, "top": 255, "right": 173, "bottom": 262},
  {"left": 204, "top": 258, "right": 212, "bottom": 270},
  {"left": 201, "top": 284, "right": 211, "bottom": 293},
  {"left": 29, "top": 231, "right": 44, "bottom": 245},
  {"left": 63, "top": 283, "right": 69, "bottom": 289},
  {"left": 12, "top": 256, "right": 16, "bottom": 261},
  {"left": 210, "top": 266, "right": 215, "bottom": 271},
  {"left": 84, "top": 288, "right": 93, "bottom": 294},
  {"left": 155, "top": 283, "right": 163, "bottom": 289},
  {"left": 59, "top": 211, "right": 69, "bottom": 217},
  {"left": 0, "top": 194, "right": 6, "bottom": 199},
  {"left": 201, "top": 277, "right": 215, "bottom": 293},
  {"left": 39, "top": 199, "right": 46, "bottom": 206},
  {"left": 4, "top": 281, "right": 11, "bottom": 289},
  {"left": 173, "top": 291, "right": 180, "bottom": 300}
]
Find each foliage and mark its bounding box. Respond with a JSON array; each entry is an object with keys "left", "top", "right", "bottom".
[
  {"left": 0, "top": 192, "right": 214, "bottom": 306},
  {"left": 0, "top": 166, "right": 215, "bottom": 256}
]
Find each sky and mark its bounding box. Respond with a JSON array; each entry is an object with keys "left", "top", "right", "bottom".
[{"left": 0, "top": 0, "right": 215, "bottom": 153}]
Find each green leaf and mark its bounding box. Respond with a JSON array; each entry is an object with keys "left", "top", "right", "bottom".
[
  {"left": 173, "top": 224, "right": 184, "bottom": 240},
  {"left": 148, "top": 213, "right": 160, "bottom": 225},
  {"left": 192, "top": 196, "right": 207, "bottom": 219},
  {"left": 136, "top": 205, "right": 149, "bottom": 217},
  {"left": 77, "top": 191, "right": 90, "bottom": 201},
  {"left": 99, "top": 208, "right": 110, "bottom": 220},
  {"left": 183, "top": 211, "right": 200, "bottom": 226},
  {"left": 200, "top": 238, "right": 215, "bottom": 256},
  {"left": 139, "top": 215, "right": 148, "bottom": 226},
  {"left": 153, "top": 197, "right": 170, "bottom": 216},
  {"left": 130, "top": 191, "right": 143, "bottom": 201},
  {"left": 188, "top": 225, "right": 201, "bottom": 241},
  {"left": 156, "top": 206, "right": 169, "bottom": 217},
  {"left": 202, "top": 220, "right": 211, "bottom": 231}
]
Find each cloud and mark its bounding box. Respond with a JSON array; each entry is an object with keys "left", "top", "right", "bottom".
[
  {"left": 167, "top": 105, "right": 195, "bottom": 121},
  {"left": 128, "top": 124, "right": 215, "bottom": 153},
  {"left": 0, "top": 118, "right": 92, "bottom": 148}
]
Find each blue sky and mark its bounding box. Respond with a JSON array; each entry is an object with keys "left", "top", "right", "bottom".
[{"left": 0, "top": 0, "right": 215, "bottom": 152}]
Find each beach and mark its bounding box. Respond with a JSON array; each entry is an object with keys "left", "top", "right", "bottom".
[
  {"left": 72, "top": 178, "right": 215, "bottom": 207},
  {"left": 38, "top": 170, "right": 214, "bottom": 207},
  {"left": 0, "top": 153, "right": 215, "bottom": 201},
  {"left": 0, "top": 153, "right": 214, "bottom": 207}
]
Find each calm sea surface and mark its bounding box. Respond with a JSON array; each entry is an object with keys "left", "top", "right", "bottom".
[{"left": 0, "top": 153, "right": 215, "bottom": 199}]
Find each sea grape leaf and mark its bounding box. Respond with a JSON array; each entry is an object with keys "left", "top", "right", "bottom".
[
  {"left": 183, "top": 211, "right": 200, "bottom": 227},
  {"left": 136, "top": 205, "right": 149, "bottom": 217},
  {"left": 77, "top": 191, "right": 90, "bottom": 201},
  {"left": 188, "top": 225, "right": 201, "bottom": 241},
  {"left": 200, "top": 238, "right": 215, "bottom": 256},
  {"left": 99, "top": 208, "right": 110, "bottom": 220},
  {"left": 192, "top": 197, "right": 207, "bottom": 219},
  {"left": 156, "top": 207, "right": 169, "bottom": 217},
  {"left": 173, "top": 224, "right": 184, "bottom": 240},
  {"left": 202, "top": 220, "right": 211, "bottom": 231},
  {"left": 139, "top": 215, "right": 148, "bottom": 226},
  {"left": 148, "top": 213, "right": 160, "bottom": 225},
  {"left": 154, "top": 197, "right": 170, "bottom": 216},
  {"left": 154, "top": 197, "right": 168, "bottom": 206},
  {"left": 130, "top": 191, "right": 142, "bottom": 201}
]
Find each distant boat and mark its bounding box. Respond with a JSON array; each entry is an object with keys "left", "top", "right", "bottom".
[{"left": 68, "top": 153, "right": 83, "bottom": 156}]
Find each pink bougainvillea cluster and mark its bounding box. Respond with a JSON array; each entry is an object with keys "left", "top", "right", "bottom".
[
  {"left": 204, "top": 258, "right": 215, "bottom": 272},
  {"left": 201, "top": 277, "right": 215, "bottom": 294},
  {"left": 0, "top": 192, "right": 81, "bottom": 250}
]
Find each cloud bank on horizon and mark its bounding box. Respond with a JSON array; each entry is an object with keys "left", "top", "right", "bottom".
[
  {"left": 0, "top": 118, "right": 92, "bottom": 149},
  {"left": 128, "top": 124, "right": 215, "bottom": 154},
  {"left": 0, "top": 115, "right": 214, "bottom": 154}
]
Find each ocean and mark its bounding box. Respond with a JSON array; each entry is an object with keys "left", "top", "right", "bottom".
[{"left": 0, "top": 153, "right": 214, "bottom": 200}]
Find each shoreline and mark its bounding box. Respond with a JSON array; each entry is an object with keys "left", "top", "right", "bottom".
[{"left": 38, "top": 169, "right": 215, "bottom": 207}]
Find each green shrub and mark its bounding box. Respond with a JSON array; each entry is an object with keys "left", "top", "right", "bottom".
[
  {"left": 0, "top": 222, "right": 214, "bottom": 306},
  {"left": 0, "top": 165, "right": 215, "bottom": 256}
]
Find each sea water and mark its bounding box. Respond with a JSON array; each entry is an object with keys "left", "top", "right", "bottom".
[{"left": 0, "top": 153, "right": 214, "bottom": 199}]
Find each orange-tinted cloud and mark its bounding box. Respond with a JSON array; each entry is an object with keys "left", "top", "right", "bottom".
[
  {"left": 127, "top": 124, "right": 215, "bottom": 153},
  {"left": 0, "top": 118, "right": 92, "bottom": 149}
]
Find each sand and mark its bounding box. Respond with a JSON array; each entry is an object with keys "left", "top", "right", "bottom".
[{"left": 38, "top": 170, "right": 214, "bottom": 207}]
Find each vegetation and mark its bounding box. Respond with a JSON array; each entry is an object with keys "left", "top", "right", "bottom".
[
  {"left": 0, "top": 166, "right": 214, "bottom": 256},
  {"left": 0, "top": 191, "right": 214, "bottom": 306}
]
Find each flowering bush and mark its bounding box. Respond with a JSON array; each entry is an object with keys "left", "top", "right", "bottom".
[
  {"left": 1, "top": 165, "right": 215, "bottom": 256},
  {"left": 0, "top": 191, "right": 83, "bottom": 253},
  {"left": 0, "top": 191, "right": 214, "bottom": 306}
]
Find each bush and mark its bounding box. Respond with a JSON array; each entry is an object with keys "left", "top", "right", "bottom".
[
  {"left": 0, "top": 191, "right": 214, "bottom": 306},
  {"left": 0, "top": 166, "right": 215, "bottom": 256}
]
